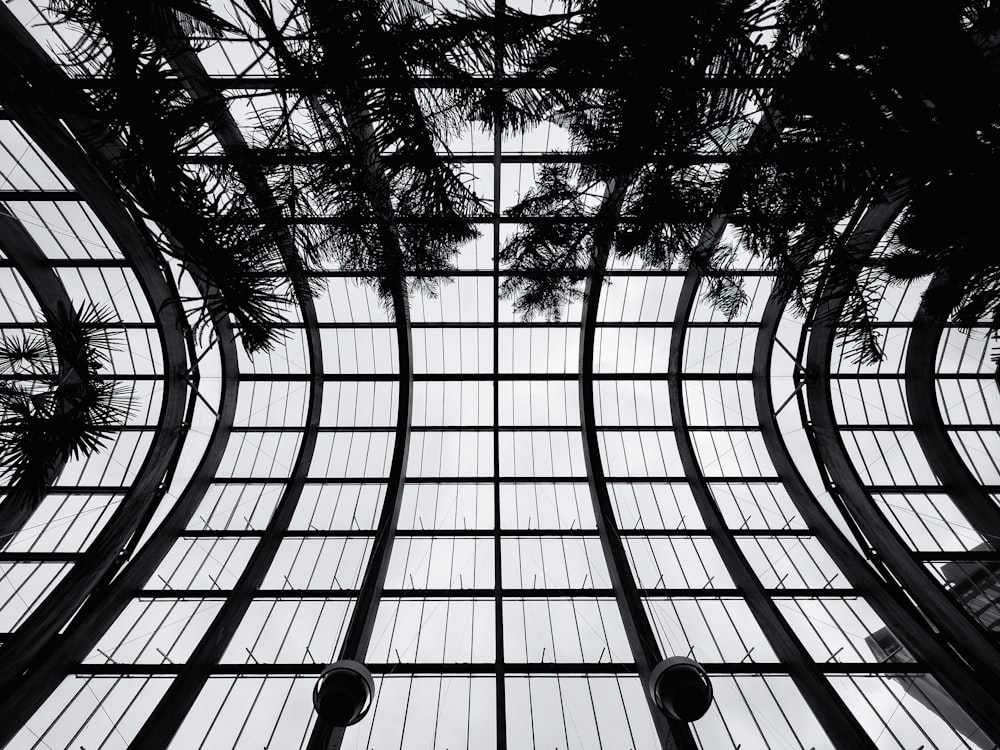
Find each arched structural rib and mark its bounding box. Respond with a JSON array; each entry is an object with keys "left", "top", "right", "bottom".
[
  {"left": 0, "top": 313, "right": 238, "bottom": 747},
  {"left": 126, "top": 290, "right": 323, "bottom": 749},
  {"left": 755, "top": 291, "right": 1000, "bottom": 743},
  {"left": 578, "top": 241, "right": 696, "bottom": 750},
  {"left": 803, "top": 195, "right": 1000, "bottom": 689},
  {"left": 669, "top": 267, "right": 877, "bottom": 749},
  {"left": 309, "top": 286, "right": 413, "bottom": 750},
  {"left": 127, "top": 14, "right": 413, "bottom": 744},
  {"left": 235, "top": 7, "right": 421, "bottom": 748},
  {"left": 0, "top": 3, "right": 190, "bottom": 702},
  {"left": 0, "top": 181, "right": 238, "bottom": 742},
  {"left": 87, "top": 23, "right": 328, "bottom": 750},
  {"left": 904, "top": 274, "right": 1000, "bottom": 537}
]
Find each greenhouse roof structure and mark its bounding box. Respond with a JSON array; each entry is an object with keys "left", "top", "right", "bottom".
[{"left": 1, "top": 1, "right": 999, "bottom": 748}]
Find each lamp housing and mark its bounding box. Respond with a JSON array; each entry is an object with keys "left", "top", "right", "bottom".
[
  {"left": 649, "top": 656, "right": 713, "bottom": 722},
  {"left": 313, "top": 659, "right": 374, "bottom": 727}
]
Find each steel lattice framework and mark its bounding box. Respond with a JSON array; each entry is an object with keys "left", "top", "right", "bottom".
[{"left": 0, "top": 2, "right": 999, "bottom": 749}]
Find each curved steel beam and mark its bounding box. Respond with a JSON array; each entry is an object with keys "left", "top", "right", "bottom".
[
  {"left": 308, "top": 285, "right": 413, "bottom": 750},
  {"left": 803, "top": 198, "right": 1000, "bottom": 690},
  {"left": 0, "top": 20, "right": 295, "bottom": 735},
  {"left": 0, "top": 208, "right": 84, "bottom": 538},
  {"left": 126, "top": 293, "right": 323, "bottom": 750},
  {"left": 0, "top": 4, "right": 190, "bottom": 703},
  {"left": 80, "top": 21, "right": 328, "bottom": 750},
  {"left": 126, "top": 11, "right": 412, "bottom": 746},
  {"left": 904, "top": 274, "right": 1000, "bottom": 536},
  {"left": 231, "top": 7, "right": 421, "bottom": 747},
  {"left": 231, "top": 7, "right": 415, "bottom": 748},
  {"left": 578, "top": 249, "right": 696, "bottom": 750},
  {"left": 755, "top": 292, "right": 1000, "bottom": 742},
  {"left": 334, "top": 291, "right": 412, "bottom": 660},
  {"left": 0, "top": 130, "right": 237, "bottom": 739},
  {"left": 669, "top": 268, "right": 877, "bottom": 749},
  {"left": 0, "top": 320, "right": 237, "bottom": 748}
]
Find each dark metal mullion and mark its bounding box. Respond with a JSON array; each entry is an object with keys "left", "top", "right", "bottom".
[
  {"left": 836, "top": 423, "right": 1000, "bottom": 430},
  {"left": 669, "top": 268, "right": 879, "bottom": 749},
  {"left": 43, "top": 478, "right": 1000, "bottom": 490},
  {"left": 0, "top": 424, "right": 172, "bottom": 432},
  {"left": 492, "top": 3, "right": 507, "bottom": 747},
  {"left": 0, "top": 552, "right": 86, "bottom": 562},
  {"left": 64, "top": 660, "right": 934, "bottom": 675},
  {"left": 0, "top": 258, "right": 133, "bottom": 267},
  {"left": 224, "top": 424, "right": 767, "bottom": 432},
  {"left": 0, "top": 373, "right": 164, "bottom": 381},
  {"left": 206, "top": 475, "right": 779, "bottom": 483},
  {"left": 0, "top": 189, "right": 80, "bottom": 200},
  {"left": 304, "top": 320, "right": 762, "bottom": 327},
  {"left": 230, "top": 371, "right": 997, "bottom": 381},
  {"left": 914, "top": 551, "right": 1000, "bottom": 562},
  {"left": 0, "top": 321, "right": 156, "bottom": 329},
  {"left": 172, "top": 528, "right": 818, "bottom": 538},
  {"left": 754, "top": 290, "right": 1000, "bottom": 742},
  {"left": 241, "top": 373, "right": 756, "bottom": 381},
  {"left": 249, "top": 268, "right": 774, "bottom": 278},
  {"left": 94, "top": 586, "right": 862, "bottom": 600}
]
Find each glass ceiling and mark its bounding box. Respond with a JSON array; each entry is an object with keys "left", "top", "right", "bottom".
[{"left": 0, "top": 2, "right": 999, "bottom": 749}]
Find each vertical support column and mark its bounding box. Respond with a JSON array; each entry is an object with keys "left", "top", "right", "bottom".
[{"left": 492, "top": 3, "right": 508, "bottom": 747}]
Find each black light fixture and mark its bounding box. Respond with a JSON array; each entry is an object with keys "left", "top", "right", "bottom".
[
  {"left": 649, "top": 656, "right": 713, "bottom": 722},
  {"left": 313, "top": 660, "right": 374, "bottom": 727}
]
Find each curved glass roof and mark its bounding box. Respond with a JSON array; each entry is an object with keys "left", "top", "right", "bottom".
[{"left": 1, "top": 2, "right": 999, "bottom": 749}]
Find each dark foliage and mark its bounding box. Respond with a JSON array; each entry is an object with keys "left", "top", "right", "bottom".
[
  {"left": 388, "top": 0, "right": 576, "bottom": 134},
  {"left": 242, "top": 0, "right": 505, "bottom": 303},
  {"left": 38, "top": 0, "right": 1000, "bottom": 360},
  {"left": 0, "top": 303, "right": 131, "bottom": 499},
  {"left": 50, "top": 0, "right": 310, "bottom": 352},
  {"left": 500, "top": 0, "right": 777, "bottom": 319},
  {"left": 495, "top": 0, "right": 1000, "bottom": 359},
  {"left": 500, "top": 164, "right": 594, "bottom": 319},
  {"left": 734, "top": 0, "right": 1000, "bottom": 359}
]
